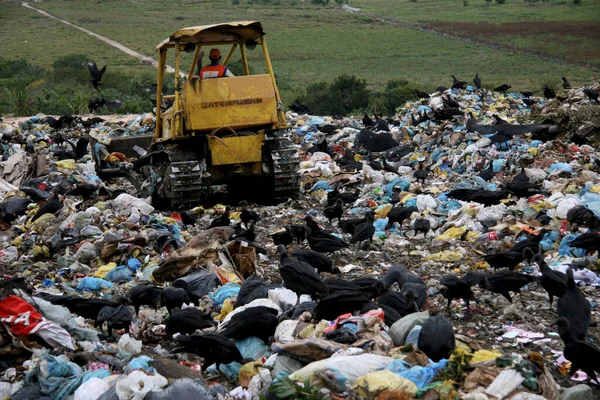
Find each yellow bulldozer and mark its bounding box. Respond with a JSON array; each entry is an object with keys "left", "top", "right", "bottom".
[{"left": 92, "top": 21, "right": 299, "bottom": 208}]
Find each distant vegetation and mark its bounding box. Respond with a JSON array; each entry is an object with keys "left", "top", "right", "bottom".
[{"left": 0, "top": 56, "right": 161, "bottom": 116}]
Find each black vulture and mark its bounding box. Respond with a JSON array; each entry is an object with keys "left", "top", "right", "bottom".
[
  {"left": 96, "top": 305, "right": 134, "bottom": 336},
  {"left": 413, "top": 217, "right": 431, "bottom": 237},
  {"left": 552, "top": 318, "right": 600, "bottom": 384},
  {"left": 314, "top": 290, "right": 371, "bottom": 320},
  {"left": 31, "top": 194, "right": 63, "bottom": 223},
  {"left": 339, "top": 216, "right": 366, "bottom": 235},
  {"left": 209, "top": 206, "right": 230, "bottom": 228},
  {"left": 219, "top": 306, "right": 279, "bottom": 343},
  {"left": 87, "top": 60, "right": 107, "bottom": 90},
  {"left": 324, "top": 199, "right": 344, "bottom": 224},
  {"left": 543, "top": 85, "right": 556, "bottom": 99},
  {"left": 232, "top": 221, "right": 256, "bottom": 242},
  {"left": 557, "top": 268, "right": 591, "bottom": 340},
  {"left": 172, "top": 334, "right": 251, "bottom": 373},
  {"left": 477, "top": 163, "right": 495, "bottom": 182},
  {"left": 528, "top": 249, "right": 567, "bottom": 307},
  {"left": 385, "top": 206, "right": 417, "bottom": 231},
  {"left": 383, "top": 264, "right": 425, "bottom": 288},
  {"left": 304, "top": 215, "right": 349, "bottom": 253},
  {"left": 473, "top": 73, "right": 481, "bottom": 89},
  {"left": 569, "top": 231, "right": 600, "bottom": 254},
  {"left": 507, "top": 229, "right": 548, "bottom": 254},
  {"left": 451, "top": 75, "right": 467, "bottom": 90},
  {"left": 493, "top": 84, "right": 511, "bottom": 94},
  {"left": 161, "top": 287, "right": 190, "bottom": 314},
  {"left": 235, "top": 275, "right": 277, "bottom": 309},
  {"left": 414, "top": 90, "right": 430, "bottom": 99},
  {"left": 418, "top": 316, "right": 456, "bottom": 362},
  {"left": 165, "top": 307, "right": 216, "bottom": 336},
  {"left": 439, "top": 275, "right": 478, "bottom": 310},
  {"left": 278, "top": 245, "right": 329, "bottom": 298},
  {"left": 567, "top": 205, "right": 600, "bottom": 230},
  {"left": 127, "top": 283, "right": 163, "bottom": 315},
  {"left": 583, "top": 88, "right": 599, "bottom": 103},
  {"left": 66, "top": 183, "right": 98, "bottom": 200},
  {"left": 562, "top": 77, "right": 572, "bottom": 90},
  {"left": 291, "top": 249, "right": 339, "bottom": 274},
  {"left": 272, "top": 227, "right": 293, "bottom": 246},
  {"left": 239, "top": 201, "right": 260, "bottom": 228},
  {"left": 400, "top": 282, "right": 428, "bottom": 310},
  {"left": 351, "top": 211, "right": 375, "bottom": 245},
  {"left": 483, "top": 251, "right": 524, "bottom": 271},
  {"left": 180, "top": 210, "right": 197, "bottom": 226},
  {"left": 479, "top": 271, "right": 535, "bottom": 303},
  {"left": 289, "top": 99, "right": 310, "bottom": 113},
  {"left": 378, "top": 290, "right": 417, "bottom": 316},
  {"left": 361, "top": 302, "right": 402, "bottom": 326}
]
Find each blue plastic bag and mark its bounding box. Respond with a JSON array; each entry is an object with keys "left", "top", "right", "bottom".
[
  {"left": 493, "top": 159, "right": 506, "bottom": 173},
  {"left": 581, "top": 192, "right": 600, "bottom": 217},
  {"left": 386, "top": 358, "right": 448, "bottom": 389},
  {"left": 77, "top": 277, "right": 113, "bottom": 292},
  {"left": 105, "top": 265, "right": 133, "bottom": 283},
  {"left": 310, "top": 180, "right": 330, "bottom": 192},
  {"left": 385, "top": 178, "right": 411, "bottom": 196},
  {"left": 404, "top": 198, "right": 417, "bottom": 208},
  {"left": 559, "top": 234, "right": 587, "bottom": 257},
  {"left": 125, "top": 356, "right": 156, "bottom": 374},
  {"left": 208, "top": 282, "right": 240, "bottom": 309},
  {"left": 548, "top": 163, "right": 573, "bottom": 174},
  {"left": 373, "top": 218, "right": 388, "bottom": 233},
  {"left": 405, "top": 325, "right": 421, "bottom": 347},
  {"left": 127, "top": 258, "right": 142, "bottom": 271},
  {"left": 207, "top": 336, "right": 271, "bottom": 378}
]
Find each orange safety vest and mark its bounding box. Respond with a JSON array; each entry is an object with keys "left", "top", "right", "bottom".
[{"left": 200, "top": 65, "right": 227, "bottom": 79}]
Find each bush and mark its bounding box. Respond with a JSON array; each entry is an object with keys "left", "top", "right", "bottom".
[
  {"left": 51, "top": 54, "right": 89, "bottom": 85},
  {"left": 574, "top": 0, "right": 581, "bottom": 4},
  {"left": 296, "top": 74, "right": 370, "bottom": 116},
  {"left": 232, "top": 0, "right": 240, "bottom": 4},
  {"left": 485, "top": 0, "right": 492, "bottom": 3},
  {"left": 495, "top": 0, "right": 505, "bottom": 3}
]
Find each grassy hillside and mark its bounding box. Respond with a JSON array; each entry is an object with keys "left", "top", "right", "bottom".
[{"left": 0, "top": 0, "right": 598, "bottom": 115}]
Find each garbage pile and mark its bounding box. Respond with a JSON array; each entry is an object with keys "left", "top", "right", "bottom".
[{"left": 0, "top": 83, "right": 598, "bottom": 400}]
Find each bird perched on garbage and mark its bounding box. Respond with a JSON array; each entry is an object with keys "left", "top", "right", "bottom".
[
  {"left": 439, "top": 274, "right": 478, "bottom": 310},
  {"left": 362, "top": 113, "right": 374, "bottom": 127},
  {"left": 208, "top": 206, "right": 230, "bottom": 228},
  {"left": 442, "top": 94, "right": 460, "bottom": 109},
  {"left": 503, "top": 167, "right": 544, "bottom": 198},
  {"left": 277, "top": 245, "right": 329, "bottom": 299},
  {"left": 304, "top": 215, "right": 349, "bottom": 253},
  {"left": 508, "top": 228, "right": 549, "bottom": 255},
  {"left": 569, "top": 231, "right": 600, "bottom": 255},
  {"left": 583, "top": 88, "right": 599, "bottom": 103},
  {"left": 373, "top": 113, "right": 390, "bottom": 132},
  {"left": 324, "top": 278, "right": 385, "bottom": 300},
  {"left": 87, "top": 60, "right": 107, "bottom": 91},
  {"left": 66, "top": 183, "right": 98, "bottom": 200},
  {"left": 235, "top": 275, "right": 278, "bottom": 309},
  {"left": 96, "top": 305, "right": 134, "bottom": 337},
  {"left": 527, "top": 248, "right": 567, "bottom": 307},
  {"left": 329, "top": 188, "right": 361, "bottom": 205},
  {"left": 239, "top": 201, "right": 260, "bottom": 228},
  {"left": 492, "top": 114, "right": 509, "bottom": 125},
  {"left": 385, "top": 206, "right": 417, "bottom": 231},
  {"left": 567, "top": 205, "right": 600, "bottom": 230},
  {"left": 172, "top": 333, "right": 251, "bottom": 373},
  {"left": 161, "top": 287, "right": 190, "bottom": 315},
  {"left": 552, "top": 318, "right": 600, "bottom": 384},
  {"left": 383, "top": 264, "right": 425, "bottom": 288},
  {"left": 291, "top": 249, "right": 339, "bottom": 274},
  {"left": 324, "top": 199, "right": 344, "bottom": 224},
  {"left": 289, "top": 99, "right": 310, "bottom": 114},
  {"left": 543, "top": 85, "right": 556, "bottom": 99},
  {"left": 315, "top": 290, "right": 371, "bottom": 321},
  {"left": 179, "top": 210, "right": 198, "bottom": 226},
  {"left": 30, "top": 190, "right": 63, "bottom": 223},
  {"left": 521, "top": 91, "right": 534, "bottom": 98},
  {"left": 165, "top": 307, "right": 216, "bottom": 336},
  {"left": 379, "top": 290, "right": 418, "bottom": 316},
  {"left": 473, "top": 73, "right": 482, "bottom": 89},
  {"left": 413, "top": 162, "right": 429, "bottom": 184},
  {"left": 494, "top": 84, "right": 511, "bottom": 94},
  {"left": 557, "top": 268, "right": 591, "bottom": 340},
  {"left": 418, "top": 316, "right": 456, "bottom": 362},
  {"left": 351, "top": 210, "right": 375, "bottom": 245},
  {"left": 475, "top": 271, "right": 535, "bottom": 303},
  {"left": 400, "top": 282, "right": 428, "bottom": 310},
  {"left": 219, "top": 305, "right": 279, "bottom": 343},
  {"left": 451, "top": 75, "right": 467, "bottom": 90},
  {"left": 477, "top": 162, "right": 495, "bottom": 182},
  {"left": 339, "top": 215, "right": 366, "bottom": 235},
  {"left": 232, "top": 220, "right": 256, "bottom": 242},
  {"left": 74, "top": 137, "right": 90, "bottom": 159},
  {"left": 412, "top": 216, "right": 431, "bottom": 238},
  {"left": 483, "top": 251, "right": 525, "bottom": 271},
  {"left": 127, "top": 283, "right": 163, "bottom": 315},
  {"left": 414, "top": 89, "right": 430, "bottom": 99},
  {"left": 562, "top": 77, "right": 572, "bottom": 90},
  {"left": 361, "top": 302, "right": 402, "bottom": 326}
]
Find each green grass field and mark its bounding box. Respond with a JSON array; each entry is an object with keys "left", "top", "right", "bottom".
[
  {"left": 351, "top": 0, "right": 600, "bottom": 67},
  {"left": 1, "top": 0, "right": 598, "bottom": 110}
]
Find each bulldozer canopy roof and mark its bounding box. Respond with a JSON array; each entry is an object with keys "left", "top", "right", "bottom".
[{"left": 156, "top": 21, "right": 265, "bottom": 51}]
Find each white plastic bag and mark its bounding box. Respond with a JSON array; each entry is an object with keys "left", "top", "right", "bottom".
[
  {"left": 74, "top": 377, "right": 110, "bottom": 400},
  {"left": 118, "top": 334, "right": 142, "bottom": 357},
  {"left": 268, "top": 288, "right": 298, "bottom": 311},
  {"left": 113, "top": 193, "right": 154, "bottom": 215},
  {"left": 116, "top": 371, "right": 167, "bottom": 400}
]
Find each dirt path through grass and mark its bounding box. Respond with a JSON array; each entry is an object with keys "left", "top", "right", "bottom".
[
  {"left": 21, "top": 2, "right": 178, "bottom": 74},
  {"left": 338, "top": 4, "right": 599, "bottom": 71}
]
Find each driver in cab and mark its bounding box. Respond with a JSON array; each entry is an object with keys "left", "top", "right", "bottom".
[{"left": 198, "top": 48, "right": 235, "bottom": 79}]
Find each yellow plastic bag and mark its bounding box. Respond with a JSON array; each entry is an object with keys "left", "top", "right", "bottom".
[
  {"left": 238, "top": 360, "right": 261, "bottom": 388},
  {"left": 470, "top": 349, "right": 502, "bottom": 365},
  {"left": 353, "top": 370, "right": 417, "bottom": 398},
  {"left": 436, "top": 227, "right": 467, "bottom": 241},
  {"left": 375, "top": 204, "right": 393, "bottom": 219},
  {"left": 426, "top": 251, "right": 463, "bottom": 262},
  {"left": 214, "top": 298, "right": 234, "bottom": 321},
  {"left": 54, "top": 159, "right": 76, "bottom": 170},
  {"left": 94, "top": 262, "right": 117, "bottom": 278}
]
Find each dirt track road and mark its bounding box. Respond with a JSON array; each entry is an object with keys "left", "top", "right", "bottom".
[{"left": 21, "top": 2, "right": 177, "bottom": 74}]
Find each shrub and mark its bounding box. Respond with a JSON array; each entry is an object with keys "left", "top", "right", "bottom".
[
  {"left": 296, "top": 74, "right": 370, "bottom": 116},
  {"left": 495, "top": 0, "right": 505, "bottom": 3},
  {"left": 574, "top": 0, "right": 581, "bottom": 4}
]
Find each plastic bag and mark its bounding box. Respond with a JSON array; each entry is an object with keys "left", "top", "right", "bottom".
[
  {"left": 559, "top": 234, "right": 586, "bottom": 257},
  {"left": 115, "top": 371, "right": 167, "bottom": 400},
  {"left": 268, "top": 288, "right": 298, "bottom": 312},
  {"left": 548, "top": 163, "right": 573, "bottom": 174},
  {"left": 581, "top": 192, "right": 600, "bottom": 217},
  {"left": 124, "top": 356, "right": 155, "bottom": 374},
  {"left": 0, "top": 246, "right": 18, "bottom": 262},
  {"left": 173, "top": 270, "right": 220, "bottom": 303},
  {"left": 118, "top": 335, "right": 142, "bottom": 358},
  {"left": 73, "top": 377, "right": 109, "bottom": 400},
  {"left": 353, "top": 370, "right": 418, "bottom": 398},
  {"left": 81, "top": 225, "right": 103, "bottom": 238},
  {"left": 75, "top": 242, "right": 97, "bottom": 263},
  {"left": 77, "top": 277, "right": 114, "bottom": 292},
  {"left": 386, "top": 358, "right": 448, "bottom": 389},
  {"left": 208, "top": 282, "right": 241, "bottom": 309},
  {"left": 112, "top": 193, "right": 154, "bottom": 215},
  {"left": 289, "top": 354, "right": 393, "bottom": 390},
  {"left": 144, "top": 379, "right": 212, "bottom": 400},
  {"left": 416, "top": 195, "right": 437, "bottom": 212},
  {"left": 105, "top": 265, "right": 133, "bottom": 283},
  {"left": 389, "top": 311, "right": 429, "bottom": 346}
]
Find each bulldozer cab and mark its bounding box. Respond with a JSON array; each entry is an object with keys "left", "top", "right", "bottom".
[{"left": 154, "top": 21, "right": 287, "bottom": 141}]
